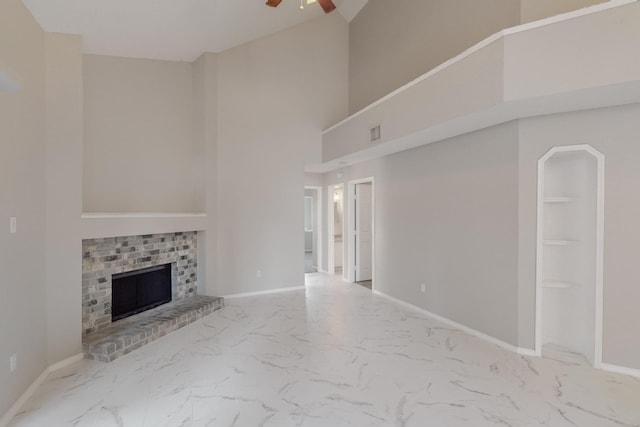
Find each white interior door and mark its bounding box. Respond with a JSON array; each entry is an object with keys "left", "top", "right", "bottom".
[{"left": 355, "top": 183, "right": 372, "bottom": 282}]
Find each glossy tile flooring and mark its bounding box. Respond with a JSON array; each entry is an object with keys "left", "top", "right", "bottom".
[{"left": 9, "top": 274, "right": 640, "bottom": 426}]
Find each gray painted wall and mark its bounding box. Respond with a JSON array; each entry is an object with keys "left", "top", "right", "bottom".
[
  {"left": 215, "top": 14, "right": 348, "bottom": 295},
  {"left": 348, "top": 0, "right": 520, "bottom": 113},
  {"left": 324, "top": 123, "right": 520, "bottom": 345},
  {"left": 192, "top": 52, "right": 218, "bottom": 297},
  {"left": 324, "top": 104, "right": 640, "bottom": 368},
  {"left": 520, "top": 0, "right": 606, "bottom": 23},
  {"left": 0, "top": 0, "right": 47, "bottom": 416},
  {"left": 44, "top": 33, "right": 84, "bottom": 365},
  {"left": 518, "top": 104, "right": 640, "bottom": 370},
  {"left": 83, "top": 55, "right": 200, "bottom": 213}
]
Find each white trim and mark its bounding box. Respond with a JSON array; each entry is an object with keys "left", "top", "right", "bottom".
[
  {"left": 601, "top": 363, "right": 640, "bottom": 379},
  {"left": 346, "top": 177, "right": 375, "bottom": 286},
  {"left": 81, "top": 212, "right": 206, "bottom": 219},
  {"left": 222, "top": 286, "right": 305, "bottom": 299},
  {"left": 535, "top": 144, "right": 605, "bottom": 368},
  {"left": 373, "top": 290, "right": 534, "bottom": 357},
  {"left": 327, "top": 185, "right": 335, "bottom": 274},
  {"left": 327, "top": 183, "right": 346, "bottom": 278},
  {"left": 0, "top": 353, "right": 84, "bottom": 427},
  {"left": 518, "top": 347, "right": 538, "bottom": 357},
  {"left": 322, "top": 0, "right": 637, "bottom": 135},
  {"left": 304, "top": 186, "right": 323, "bottom": 275},
  {"left": 48, "top": 353, "right": 84, "bottom": 371}
]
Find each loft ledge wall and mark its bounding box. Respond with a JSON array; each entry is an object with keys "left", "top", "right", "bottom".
[{"left": 323, "top": 0, "right": 640, "bottom": 166}]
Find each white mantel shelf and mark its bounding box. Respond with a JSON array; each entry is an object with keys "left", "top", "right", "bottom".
[
  {"left": 80, "top": 213, "right": 208, "bottom": 239},
  {"left": 318, "top": 0, "right": 640, "bottom": 172}
]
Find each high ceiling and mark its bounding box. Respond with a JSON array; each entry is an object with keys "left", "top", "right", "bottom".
[{"left": 21, "top": 0, "right": 368, "bottom": 61}]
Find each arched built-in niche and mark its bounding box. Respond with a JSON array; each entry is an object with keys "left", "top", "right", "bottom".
[{"left": 535, "top": 144, "right": 604, "bottom": 368}]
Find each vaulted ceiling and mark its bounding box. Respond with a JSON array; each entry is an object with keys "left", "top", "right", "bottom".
[{"left": 22, "top": 0, "right": 368, "bottom": 61}]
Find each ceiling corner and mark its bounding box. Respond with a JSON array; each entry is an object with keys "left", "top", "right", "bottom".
[{"left": 337, "top": 0, "right": 368, "bottom": 22}]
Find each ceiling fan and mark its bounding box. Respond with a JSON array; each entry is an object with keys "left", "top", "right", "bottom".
[{"left": 266, "top": 0, "right": 337, "bottom": 14}]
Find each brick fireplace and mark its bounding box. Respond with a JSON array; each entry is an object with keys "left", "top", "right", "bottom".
[
  {"left": 82, "top": 232, "right": 198, "bottom": 335},
  {"left": 81, "top": 231, "right": 223, "bottom": 362}
]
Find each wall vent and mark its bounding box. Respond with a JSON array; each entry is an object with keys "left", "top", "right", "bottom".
[{"left": 369, "top": 125, "right": 381, "bottom": 143}]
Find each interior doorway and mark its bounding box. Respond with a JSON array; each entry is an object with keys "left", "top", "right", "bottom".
[
  {"left": 327, "top": 184, "right": 345, "bottom": 277},
  {"left": 304, "top": 186, "right": 323, "bottom": 274},
  {"left": 535, "top": 145, "right": 604, "bottom": 368},
  {"left": 347, "top": 177, "right": 374, "bottom": 290}
]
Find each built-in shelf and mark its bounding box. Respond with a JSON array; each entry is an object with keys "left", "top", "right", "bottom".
[
  {"left": 537, "top": 145, "right": 603, "bottom": 366},
  {"left": 544, "top": 197, "right": 577, "bottom": 203},
  {"left": 543, "top": 281, "right": 578, "bottom": 289},
  {"left": 544, "top": 239, "right": 579, "bottom": 246}
]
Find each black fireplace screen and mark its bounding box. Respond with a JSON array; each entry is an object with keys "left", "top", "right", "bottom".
[{"left": 111, "top": 264, "right": 172, "bottom": 321}]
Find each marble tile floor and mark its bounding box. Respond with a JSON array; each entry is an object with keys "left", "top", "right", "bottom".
[{"left": 9, "top": 273, "right": 640, "bottom": 426}]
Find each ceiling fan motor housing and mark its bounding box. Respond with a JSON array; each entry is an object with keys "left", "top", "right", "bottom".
[{"left": 265, "top": 0, "right": 336, "bottom": 14}]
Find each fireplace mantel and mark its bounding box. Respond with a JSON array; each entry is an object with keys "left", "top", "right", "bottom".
[{"left": 80, "top": 212, "right": 207, "bottom": 239}]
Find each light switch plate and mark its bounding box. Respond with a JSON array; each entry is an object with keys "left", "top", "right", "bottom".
[{"left": 9, "top": 217, "right": 16, "bottom": 233}]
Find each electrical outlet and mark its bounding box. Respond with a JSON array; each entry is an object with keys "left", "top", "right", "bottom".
[
  {"left": 420, "top": 283, "right": 426, "bottom": 293},
  {"left": 256, "top": 270, "right": 262, "bottom": 279},
  {"left": 9, "top": 354, "right": 17, "bottom": 373}
]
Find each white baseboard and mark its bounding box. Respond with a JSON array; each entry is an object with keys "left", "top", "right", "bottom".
[
  {"left": 223, "top": 285, "right": 306, "bottom": 299},
  {"left": 601, "top": 362, "right": 640, "bottom": 379},
  {"left": 373, "top": 290, "right": 640, "bottom": 377},
  {"left": 373, "top": 290, "right": 535, "bottom": 357},
  {"left": 517, "top": 347, "right": 538, "bottom": 357},
  {"left": 0, "top": 353, "right": 84, "bottom": 427}
]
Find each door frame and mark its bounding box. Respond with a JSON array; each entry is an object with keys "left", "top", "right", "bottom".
[
  {"left": 534, "top": 144, "right": 604, "bottom": 368},
  {"left": 347, "top": 177, "right": 375, "bottom": 287},
  {"left": 327, "top": 183, "right": 345, "bottom": 277},
  {"left": 304, "top": 186, "right": 324, "bottom": 273}
]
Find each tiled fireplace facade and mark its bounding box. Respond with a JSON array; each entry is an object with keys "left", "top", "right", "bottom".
[{"left": 82, "top": 232, "right": 198, "bottom": 335}]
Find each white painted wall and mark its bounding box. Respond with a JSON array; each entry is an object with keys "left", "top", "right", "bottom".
[
  {"left": 0, "top": 0, "right": 47, "bottom": 416},
  {"left": 348, "top": 0, "right": 520, "bottom": 113},
  {"left": 215, "top": 14, "right": 348, "bottom": 295},
  {"left": 83, "top": 55, "right": 201, "bottom": 213}
]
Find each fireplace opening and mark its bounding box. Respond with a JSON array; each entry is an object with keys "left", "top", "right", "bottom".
[{"left": 112, "top": 263, "right": 172, "bottom": 322}]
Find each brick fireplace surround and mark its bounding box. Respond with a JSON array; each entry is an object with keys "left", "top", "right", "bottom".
[{"left": 81, "top": 231, "right": 223, "bottom": 362}]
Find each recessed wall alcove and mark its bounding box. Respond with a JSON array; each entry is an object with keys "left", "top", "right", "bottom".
[{"left": 535, "top": 144, "right": 604, "bottom": 367}]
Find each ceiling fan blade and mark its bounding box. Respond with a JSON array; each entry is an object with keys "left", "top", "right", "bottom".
[
  {"left": 265, "top": 0, "right": 283, "bottom": 7},
  {"left": 317, "top": 0, "right": 336, "bottom": 13}
]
